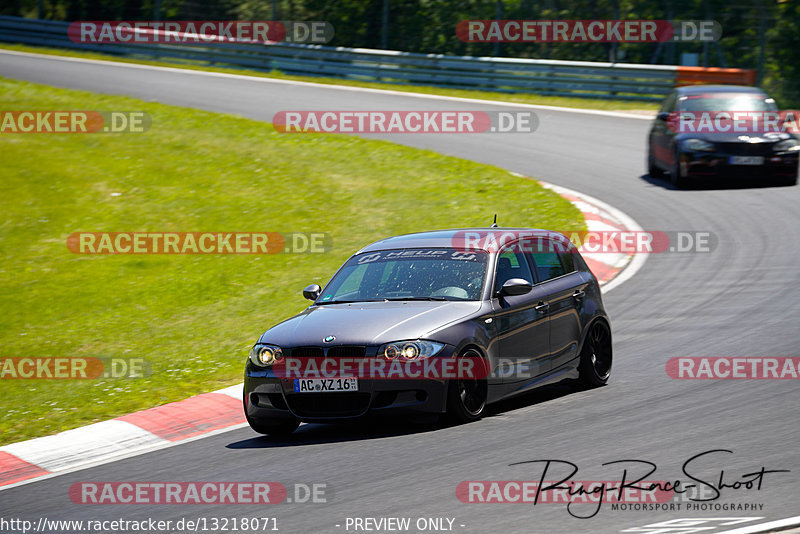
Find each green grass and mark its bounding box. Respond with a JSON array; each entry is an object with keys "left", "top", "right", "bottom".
[
  {"left": 0, "top": 77, "right": 585, "bottom": 445},
  {"left": 0, "top": 42, "right": 659, "bottom": 112}
]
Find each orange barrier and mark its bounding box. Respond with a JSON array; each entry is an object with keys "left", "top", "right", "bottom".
[{"left": 676, "top": 66, "right": 757, "bottom": 86}]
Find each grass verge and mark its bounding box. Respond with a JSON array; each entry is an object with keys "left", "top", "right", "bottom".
[
  {"left": 0, "top": 76, "right": 585, "bottom": 445},
  {"left": 0, "top": 42, "right": 659, "bottom": 112}
]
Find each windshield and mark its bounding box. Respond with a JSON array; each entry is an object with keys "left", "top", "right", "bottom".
[
  {"left": 318, "top": 249, "right": 487, "bottom": 303},
  {"left": 679, "top": 93, "right": 777, "bottom": 112}
]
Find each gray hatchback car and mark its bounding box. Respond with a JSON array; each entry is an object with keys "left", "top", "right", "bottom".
[{"left": 244, "top": 228, "right": 611, "bottom": 435}]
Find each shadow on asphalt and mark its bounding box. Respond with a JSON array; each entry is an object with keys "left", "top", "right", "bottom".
[
  {"left": 639, "top": 172, "right": 797, "bottom": 190},
  {"left": 226, "top": 379, "right": 590, "bottom": 449}
]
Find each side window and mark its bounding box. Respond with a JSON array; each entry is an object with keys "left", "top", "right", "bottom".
[
  {"left": 493, "top": 247, "right": 533, "bottom": 293},
  {"left": 528, "top": 251, "right": 567, "bottom": 282},
  {"left": 558, "top": 249, "right": 576, "bottom": 274}
]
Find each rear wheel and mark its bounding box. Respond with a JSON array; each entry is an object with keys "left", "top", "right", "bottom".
[
  {"left": 445, "top": 348, "right": 488, "bottom": 424},
  {"left": 578, "top": 321, "right": 612, "bottom": 387}
]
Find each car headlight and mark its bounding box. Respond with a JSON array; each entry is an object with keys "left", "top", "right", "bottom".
[
  {"left": 381, "top": 340, "right": 445, "bottom": 361},
  {"left": 683, "top": 138, "right": 715, "bottom": 152},
  {"left": 249, "top": 343, "right": 283, "bottom": 366},
  {"left": 773, "top": 139, "right": 800, "bottom": 152}
]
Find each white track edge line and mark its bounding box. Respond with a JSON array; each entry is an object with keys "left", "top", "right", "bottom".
[
  {"left": 0, "top": 422, "right": 252, "bottom": 492},
  {"left": 716, "top": 516, "right": 800, "bottom": 534},
  {"left": 0, "top": 49, "right": 654, "bottom": 120}
]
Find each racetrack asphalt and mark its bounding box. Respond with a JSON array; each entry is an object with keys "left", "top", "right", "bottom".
[{"left": 1, "top": 50, "right": 799, "bottom": 534}]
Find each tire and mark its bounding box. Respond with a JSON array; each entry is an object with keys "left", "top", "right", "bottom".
[
  {"left": 445, "top": 348, "right": 488, "bottom": 424},
  {"left": 246, "top": 415, "right": 300, "bottom": 436},
  {"left": 648, "top": 149, "right": 664, "bottom": 178},
  {"left": 670, "top": 150, "right": 687, "bottom": 189},
  {"left": 578, "top": 320, "right": 612, "bottom": 387}
]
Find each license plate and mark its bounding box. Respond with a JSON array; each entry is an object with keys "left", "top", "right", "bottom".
[
  {"left": 294, "top": 378, "right": 358, "bottom": 393},
  {"left": 729, "top": 156, "right": 764, "bottom": 165}
]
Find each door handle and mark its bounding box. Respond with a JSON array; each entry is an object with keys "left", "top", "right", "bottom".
[
  {"left": 573, "top": 290, "right": 586, "bottom": 300},
  {"left": 535, "top": 301, "right": 550, "bottom": 313}
]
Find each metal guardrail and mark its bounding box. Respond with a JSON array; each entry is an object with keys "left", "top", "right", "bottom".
[{"left": 0, "top": 15, "right": 755, "bottom": 102}]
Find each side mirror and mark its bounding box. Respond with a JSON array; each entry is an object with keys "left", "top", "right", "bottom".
[
  {"left": 303, "top": 284, "right": 321, "bottom": 301},
  {"left": 498, "top": 278, "right": 533, "bottom": 297},
  {"left": 657, "top": 111, "right": 671, "bottom": 122}
]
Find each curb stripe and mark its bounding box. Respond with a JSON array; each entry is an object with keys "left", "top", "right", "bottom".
[
  {"left": 1, "top": 420, "right": 167, "bottom": 473},
  {"left": 539, "top": 181, "right": 647, "bottom": 294},
  {"left": 0, "top": 452, "right": 49, "bottom": 486},
  {"left": 117, "top": 392, "right": 245, "bottom": 441},
  {"left": 582, "top": 256, "right": 618, "bottom": 283}
]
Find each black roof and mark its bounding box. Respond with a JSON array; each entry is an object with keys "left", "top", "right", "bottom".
[{"left": 676, "top": 85, "right": 767, "bottom": 96}]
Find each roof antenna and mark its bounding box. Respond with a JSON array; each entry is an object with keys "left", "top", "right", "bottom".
[{"left": 490, "top": 214, "right": 498, "bottom": 228}]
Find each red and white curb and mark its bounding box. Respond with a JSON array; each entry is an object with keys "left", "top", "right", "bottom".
[
  {"left": 539, "top": 180, "right": 647, "bottom": 293},
  {"left": 0, "top": 384, "right": 246, "bottom": 490},
  {"left": 0, "top": 182, "right": 645, "bottom": 492}
]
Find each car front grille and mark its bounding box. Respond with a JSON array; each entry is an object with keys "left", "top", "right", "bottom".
[
  {"left": 326, "top": 346, "right": 366, "bottom": 358},
  {"left": 290, "top": 347, "right": 324, "bottom": 358},
  {"left": 289, "top": 346, "right": 367, "bottom": 358},
  {"left": 286, "top": 392, "right": 371, "bottom": 417}
]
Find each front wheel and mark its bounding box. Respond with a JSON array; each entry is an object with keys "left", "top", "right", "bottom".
[
  {"left": 578, "top": 321, "right": 612, "bottom": 387},
  {"left": 445, "top": 348, "right": 488, "bottom": 424},
  {"left": 648, "top": 149, "right": 664, "bottom": 178},
  {"left": 670, "top": 150, "right": 687, "bottom": 189}
]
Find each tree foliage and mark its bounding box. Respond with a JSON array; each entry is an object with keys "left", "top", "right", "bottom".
[{"left": 5, "top": 0, "right": 797, "bottom": 105}]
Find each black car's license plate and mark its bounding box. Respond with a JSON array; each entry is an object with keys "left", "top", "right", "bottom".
[{"left": 729, "top": 156, "right": 764, "bottom": 165}]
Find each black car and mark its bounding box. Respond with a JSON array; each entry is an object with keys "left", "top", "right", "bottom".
[
  {"left": 648, "top": 85, "right": 799, "bottom": 188},
  {"left": 244, "top": 228, "right": 611, "bottom": 435}
]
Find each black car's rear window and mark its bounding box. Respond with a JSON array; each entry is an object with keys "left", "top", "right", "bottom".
[{"left": 679, "top": 93, "right": 776, "bottom": 112}]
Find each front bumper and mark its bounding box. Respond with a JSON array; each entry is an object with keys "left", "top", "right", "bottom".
[
  {"left": 679, "top": 150, "right": 799, "bottom": 179},
  {"left": 243, "top": 348, "right": 459, "bottom": 423}
]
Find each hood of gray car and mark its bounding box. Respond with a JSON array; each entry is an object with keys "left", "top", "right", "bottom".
[{"left": 258, "top": 300, "right": 482, "bottom": 347}]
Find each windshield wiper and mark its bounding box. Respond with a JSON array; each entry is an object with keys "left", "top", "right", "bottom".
[
  {"left": 383, "top": 296, "right": 452, "bottom": 301},
  {"left": 315, "top": 299, "right": 382, "bottom": 305}
]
